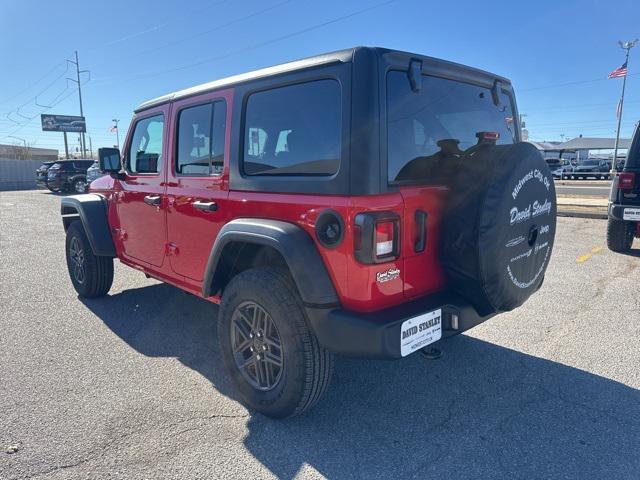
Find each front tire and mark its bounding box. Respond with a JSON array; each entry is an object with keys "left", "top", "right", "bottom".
[
  {"left": 65, "top": 221, "right": 114, "bottom": 298},
  {"left": 218, "top": 267, "right": 334, "bottom": 418},
  {"left": 607, "top": 218, "right": 634, "bottom": 252}
]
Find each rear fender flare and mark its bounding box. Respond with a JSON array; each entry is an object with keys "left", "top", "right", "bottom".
[
  {"left": 202, "top": 218, "right": 339, "bottom": 306},
  {"left": 61, "top": 194, "right": 116, "bottom": 257}
]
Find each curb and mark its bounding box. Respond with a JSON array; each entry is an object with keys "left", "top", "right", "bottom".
[{"left": 557, "top": 209, "right": 608, "bottom": 220}]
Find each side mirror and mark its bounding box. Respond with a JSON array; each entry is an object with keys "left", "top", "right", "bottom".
[{"left": 98, "top": 147, "right": 121, "bottom": 173}]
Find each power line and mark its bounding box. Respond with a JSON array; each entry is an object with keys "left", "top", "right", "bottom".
[
  {"left": 94, "top": 0, "right": 398, "bottom": 84},
  {"left": 113, "top": 0, "right": 293, "bottom": 63},
  {"left": 519, "top": 72, "right": 639, "bottom": 92},
  {"left": 0, "top": 61, "right": 68, "bottom": 106}
]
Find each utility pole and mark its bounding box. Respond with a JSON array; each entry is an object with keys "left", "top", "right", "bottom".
[
  {"left": 612, "top": 39, "right": 638, "bottom": 174},
  {"left": 112, "top": 119, "right": 120, "bottom": 149},
  {"left": 67, "top": 51, "right": 89, "bottom": 157},
  {"left": 63, "top": 132, "right": 69, "bottom": 159},
  {"left": 89, "top": 136, "right": 93, "bottom": 158}
]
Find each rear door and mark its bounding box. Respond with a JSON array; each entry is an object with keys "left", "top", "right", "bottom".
[
  {"left": 385, "top": 69, "right": 517, "bottom": 299},
  {"left": 165, "top": 90, "right": 232, "bottom": 282},
  {"left": 116, "top": 106, "right": 169, "bottom": 267}
]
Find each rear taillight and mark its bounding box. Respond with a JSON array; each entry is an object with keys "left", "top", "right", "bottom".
[
  {"left": 354, "top": 212, "right": 400, "bottom": 264},
  {"left": 618, "top": 172, "right": 636, "bottom": 190},
  {"left": 375, "top": 221, "right": 395, "bottom": 256}
]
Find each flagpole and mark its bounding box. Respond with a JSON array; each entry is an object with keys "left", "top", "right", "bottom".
[{"left": 612, "top": 39, "right": 638, "bottom": 174}]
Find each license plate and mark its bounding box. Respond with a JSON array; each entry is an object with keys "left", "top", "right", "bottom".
[
  {"left": 400, "top": 309, "right": 442, "bottom": 357},
  {"left": 623, "top": 208, "right": 640, "bottom": 221}
]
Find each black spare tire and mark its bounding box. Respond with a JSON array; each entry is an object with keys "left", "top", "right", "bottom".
[{"left": 441, "top": 142, "right": 556, "bottom": 316}]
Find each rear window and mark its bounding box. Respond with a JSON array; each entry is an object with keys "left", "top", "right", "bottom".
[
  {"left": 387, "top": 71, "right": 516, "bottom": 184},
  {"left": 242, "top": 79, "right": 341, "bottom": 176}
]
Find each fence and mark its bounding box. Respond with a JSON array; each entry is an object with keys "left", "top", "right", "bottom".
[{"left": 0, "top": 158, "right": 46, "bottom": 191}]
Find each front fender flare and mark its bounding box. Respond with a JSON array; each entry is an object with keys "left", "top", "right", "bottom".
[
  {"left": 61, "top": 194, "right": 116, "bottom": 257},
  {"left": 202, "top": 218, "right": 339, "bottom": 306}
]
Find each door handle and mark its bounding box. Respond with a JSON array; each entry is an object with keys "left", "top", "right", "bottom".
[
  {"left": 144, "top": 195, "right": 161, "bottom": 206},
  {"left": 192, "top": 200, "right": 218, "bottom": 212}
]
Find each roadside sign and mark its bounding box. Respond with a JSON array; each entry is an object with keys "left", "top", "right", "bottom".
[{"left": 40, "top": 114, "right": 86, "bottom": 133}]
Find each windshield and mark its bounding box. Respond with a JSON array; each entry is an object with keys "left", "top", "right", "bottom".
[{"left": 387, "top": 71, "right": 515, "bottom": 184}]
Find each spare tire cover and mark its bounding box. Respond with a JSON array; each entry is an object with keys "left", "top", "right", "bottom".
[{"left": 441, "top": 142, "right": 556, "bottom": 315}]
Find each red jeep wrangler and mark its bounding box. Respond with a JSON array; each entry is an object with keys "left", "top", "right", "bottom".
[{"left": 61, "top": 47, "right": 556, "bottom": 418}]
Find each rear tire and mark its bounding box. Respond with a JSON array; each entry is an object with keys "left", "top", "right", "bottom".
[
  {"left": 65, "top": 221, "right": 114, "bottom": 298},
  {"left": 72, "top": 177, "right": 87, "bottom": 193},
  {"left": 607, "top": 218, "right": 634, "bottom": 252},
  {"left": 218, "top": 267, "right": 334, "bottom": 418}
]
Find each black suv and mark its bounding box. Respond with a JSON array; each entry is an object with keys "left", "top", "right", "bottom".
[
  {"left": 35, "top": 161, "right": 56, "bottom": 188},
  {"left": 45, "top": 159, "right": 93, "bottom": 193},
  {"left": 608, "top": 122, "right": 640, "bottom": 252}
]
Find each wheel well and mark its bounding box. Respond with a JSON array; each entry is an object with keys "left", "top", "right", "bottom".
[
  {"left": 210, "top": 242, "right": 289, "bottom": 296},
  {"left": 61, "top": 205, "right": 81, "bottom": 231}
]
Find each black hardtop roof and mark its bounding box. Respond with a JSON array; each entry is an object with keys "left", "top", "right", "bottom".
[{"left": 135, "top": 46, "right": 511, "bottom": 113}]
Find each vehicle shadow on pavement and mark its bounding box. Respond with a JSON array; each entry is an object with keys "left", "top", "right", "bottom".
[{"left": 82, "top": 284, "right": 640, "bottom": 480}]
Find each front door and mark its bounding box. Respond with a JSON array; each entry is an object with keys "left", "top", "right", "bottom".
[
  {"left": 116, "top": 107, "right": 169, "bottom": 267},
  {"left": 165, "top": 90, "right": 232, "bottom": 281}
]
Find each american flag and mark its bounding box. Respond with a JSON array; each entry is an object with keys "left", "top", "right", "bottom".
[
  {"left": 109, "top": 125, "right": 118, "bottom": 133},
  {"left": 608, "top": 61, "right": 628, "bottom": 79}
]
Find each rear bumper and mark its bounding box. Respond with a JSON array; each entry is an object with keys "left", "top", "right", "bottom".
[
  {"left": 609, "top": 203, "right": 640, "bottom": 221},
  {"left": 305, "top": 292, "right": 495, "bottom": 359}
]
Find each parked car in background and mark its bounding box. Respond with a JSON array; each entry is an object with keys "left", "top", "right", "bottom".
[
  {"left": 548, "top": 159, "right": 573, "bottom": 179},
  {"left": 86, "top": 161, "right": 106, "bottom": 185},
  {"left": 46, "top": 159, "right": 94, "bottom": 193},
  {"left": 35, "top": 161, "right": 57, "bottom": 188},
  {"left": 608, "top": 122, "right": 640, "bottom": 252},
  {"left": 569, "top": 158, "right": 610, "bottom": 180}
]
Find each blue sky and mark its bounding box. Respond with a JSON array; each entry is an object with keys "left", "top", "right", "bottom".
[{"left": 1, "top": 0, "right": 639, "bottom": 155}]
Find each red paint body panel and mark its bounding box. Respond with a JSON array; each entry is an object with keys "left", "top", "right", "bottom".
[{"left": 115, "top": 103, "right": 171, "bottom": 268}]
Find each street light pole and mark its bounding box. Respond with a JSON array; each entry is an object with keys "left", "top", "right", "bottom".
[
  {"left": 8, "top": 135, "right": 28, "bottom": 160},
  {"left": 612, "top": 39, "right": 638, "bottom": 174}
]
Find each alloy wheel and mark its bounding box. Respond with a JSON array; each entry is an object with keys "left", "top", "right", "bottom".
[
  {"left": 69, "top": 236, "right": 86, "bottom": 284},
  {"left": 230, "top": 301, "right": 284, "bottom": 391},
  {"left": 75, "top": 180, "right": 87, "bottom": 193}
]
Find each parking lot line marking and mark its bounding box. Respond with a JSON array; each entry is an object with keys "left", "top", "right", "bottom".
[{"left": 577, "top": 246, "right": 603, "bottom": 263}]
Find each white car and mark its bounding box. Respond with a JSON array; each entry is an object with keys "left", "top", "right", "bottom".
[{"left": 86, "top": 161, "right": 105, "bottom": 185}]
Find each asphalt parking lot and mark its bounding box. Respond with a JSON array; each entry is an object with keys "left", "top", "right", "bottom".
[{"left": 1, "top": 190, "right": 639, "bottom": 480}]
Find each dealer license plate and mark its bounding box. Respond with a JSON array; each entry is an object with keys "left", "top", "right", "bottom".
[
  {"left": 400, "top": 309, "right": 442, "bottom": 357},
  {"left": 623, "top": 208, "right": 640, "bottom": 221}
]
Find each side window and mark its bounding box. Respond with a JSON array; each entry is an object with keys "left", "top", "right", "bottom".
[
  {"left": 243, "top": 79, "right": 341, "bottom": 176},
  {"left": 127, "top": 115, "right": 164, "bottom": 174},
  {"left": 176, "top": 100, "right": 226, "bottom": 176}
]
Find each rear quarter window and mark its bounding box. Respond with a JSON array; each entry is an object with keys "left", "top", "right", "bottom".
[
  {"left": 386, "top": 71, "right": 516, "bottom": 184},
  {"left": 242, "top": 79, "right": 341, "bottom": 176}
]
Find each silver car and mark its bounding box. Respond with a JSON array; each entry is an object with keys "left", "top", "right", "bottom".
[{"left": 86, "top": 161, "right": 105, "bottom": 185}]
